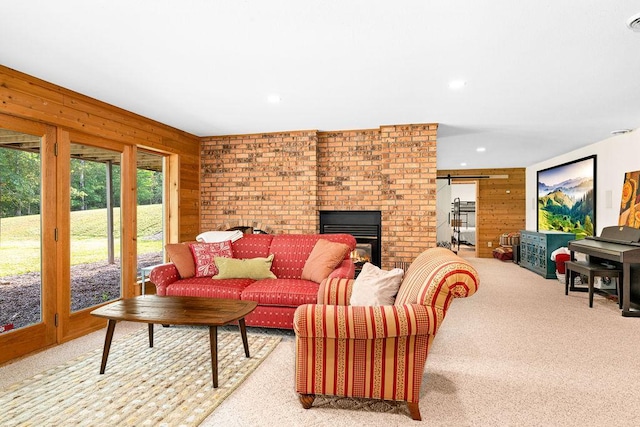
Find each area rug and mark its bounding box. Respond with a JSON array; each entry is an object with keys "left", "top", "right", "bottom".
[{"left": 0, "top": 327, "right": 281, "bottom": 426}]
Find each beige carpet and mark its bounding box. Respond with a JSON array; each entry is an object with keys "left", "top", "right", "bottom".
[
  {"left": 200, "top": 255, "right": 640, "bottom": 426},
  {"left": 3, "top": 254, "right": 640, "bottom": 426},
  {"left": 0, "top": 327, "right": 280, "bottom": 426}
]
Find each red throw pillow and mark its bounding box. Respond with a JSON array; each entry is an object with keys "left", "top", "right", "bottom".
[{"left": 189, "top": 241, "right": 233, "bottom": 277}]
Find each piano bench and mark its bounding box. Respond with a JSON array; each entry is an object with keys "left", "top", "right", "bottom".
[{"left": 564, "top": 261, "right": 622, "bottom": 309}]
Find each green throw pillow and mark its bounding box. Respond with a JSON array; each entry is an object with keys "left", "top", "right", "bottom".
[{"left": 212, "top": 254, "right": 277, "bottom": 280}]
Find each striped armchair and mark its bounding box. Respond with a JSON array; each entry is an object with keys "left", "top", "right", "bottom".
[{"left": 293, "top": 247, "right": 479, "bottom": 420}]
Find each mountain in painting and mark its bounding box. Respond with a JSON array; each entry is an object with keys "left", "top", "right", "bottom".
[
  {"left": 538, "top": 177, "right": 592, "bottom": 199},
  {"left": 539, "top": 190, "right": 575, "bottom": 209},
  {"left": 538, "top": 180, "right": 594, "bottom": 238}
]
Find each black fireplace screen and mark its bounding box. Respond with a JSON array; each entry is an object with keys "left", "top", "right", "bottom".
[{"left": 319, "top": 211, "right": 381, "bottom": 272}]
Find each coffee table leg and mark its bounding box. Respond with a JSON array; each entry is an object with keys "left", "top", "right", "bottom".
[
  {"left": 100, "top": 319, "right": 117, "bottom": 374},
  {"left": 209, "top": 325, "right": 218, "bottom": 388},
  {"left": 148, "top": 323, "right": 154, "bottom": 348},
  {"left": 239, "top": 318, "right": 250, "bottom": 357}
]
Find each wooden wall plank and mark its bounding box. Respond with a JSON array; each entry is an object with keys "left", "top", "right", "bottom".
[
  {"left": 0, "top": 87, "right": 163, "bottom": 146},
  {"left": 0, "top": 65, "right": 200, "bottom": 244},
  {"left": 1, "top": 66, "right": 193, "bottom": 144},
  {"left": 439, "top": 167, "right": 526, "bottom": 258}
]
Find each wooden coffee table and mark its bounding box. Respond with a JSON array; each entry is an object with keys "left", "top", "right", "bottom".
[{"left": 90, "top": 295, "right": 258, "bottom": 388}]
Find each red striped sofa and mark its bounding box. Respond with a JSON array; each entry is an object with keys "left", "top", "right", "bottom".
[
  {"left": 293, "top": 247, "right": 479, "bottom": 420},
  {"left": 149, "top": 233, "right": 356, "bottom": 329}
]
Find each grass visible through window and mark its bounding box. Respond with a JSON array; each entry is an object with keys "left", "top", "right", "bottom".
[{"left": 0, "top": 204, "right": 163, "bottom": 276}]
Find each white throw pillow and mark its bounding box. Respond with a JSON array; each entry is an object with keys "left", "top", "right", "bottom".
[{"left": 349, "top": 262, "right": 404, "bottom": 306}]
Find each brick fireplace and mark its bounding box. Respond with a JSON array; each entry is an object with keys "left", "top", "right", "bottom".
[{"left": 200, "top": 123, "right": 437, "bottom": 269}]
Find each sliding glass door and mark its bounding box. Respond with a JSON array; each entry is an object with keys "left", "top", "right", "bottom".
[
  {"left": 136, "top": 151, "right": 164, "bottom": 294},
  {"left": 0, "top": 131, "right": 43, "bottom": 333},
  {"left": 56, "top": 134, "right": 134, "bottom": 342},
  {"left": 69, "top": 143, "right": 123, "bottom": 313},
  {"left": 0, "top": 115, "right": 171, "bottom": 361},
  {"left": 0, "top": 118, "right": 57, "bottom": 364}
]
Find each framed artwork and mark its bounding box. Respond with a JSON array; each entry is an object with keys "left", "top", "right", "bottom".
[
  {"left": 619, "top": 170, "right": 640, "bottom": 228},
  {"left": 537, "top": 155, "right": 596, "bottom": 238}
]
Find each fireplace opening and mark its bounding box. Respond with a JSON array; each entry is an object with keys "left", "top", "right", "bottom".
[{"left": 320, "top": 211, "right": 381, "bottom": 276}]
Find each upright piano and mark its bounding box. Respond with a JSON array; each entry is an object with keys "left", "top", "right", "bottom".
[{"left": 568, "top": 226, "right": 640, "bottom": 317}]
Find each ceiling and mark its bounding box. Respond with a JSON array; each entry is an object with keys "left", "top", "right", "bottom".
[{"left": 1, "top": 0, "right": 639, "bottom": 170}]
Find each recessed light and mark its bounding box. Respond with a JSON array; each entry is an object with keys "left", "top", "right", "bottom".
[
  {"left": 267, "top": 94, "right": 281, "bottom": 103},
  {"left": 460, "top": 162, "right": 467, "bottom": 167},
  {"left": 611, "top": 129, "right": 632, "bottom": 135},
  {"left": 627, "top": 12, "right": 640, "bottom": 32},
  {"left": 449, "top": 80, "right": 466, "bottom": 90},
  {"left": 476, "top": 147, "right": 486, "bottom": 152}
]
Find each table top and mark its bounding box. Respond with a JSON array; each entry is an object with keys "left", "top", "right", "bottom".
[{"left": 90, "top": 295, "right": 258, "bottom": 326}]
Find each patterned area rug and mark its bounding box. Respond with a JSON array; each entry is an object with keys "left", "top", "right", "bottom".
[{"left": 0, "top": 327, "right": 280, "bottom": 426}]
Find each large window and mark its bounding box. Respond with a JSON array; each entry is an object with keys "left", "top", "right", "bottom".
[
  {"left": 0, "top": 130, "right": 42, "bottom": 333},
  {"left": 69, "top": 143, "right": 123, "bottom": 312},
  {"left": 136, "top": 151, "right": 164, "bottom": 291}
]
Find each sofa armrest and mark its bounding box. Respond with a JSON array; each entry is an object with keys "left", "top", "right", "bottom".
[
  {"left": 294, "top": 303, "right": 438, "bottom": 339},
  {"left": 149, "top": 263, "right": 180, "bottom": 296},
  {"left": 328, "top": 259, "right": 355, "bottom": 280},
  {"left": 317, "top": 277, "right": 355, "bottom": 305}
]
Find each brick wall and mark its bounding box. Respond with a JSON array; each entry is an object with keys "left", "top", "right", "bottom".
[
  {"left": 200, "top": 123, "right": 437, "bottom": 268},
  {"left": 201, "top": 131, "right": 318, "bottom": 233}
]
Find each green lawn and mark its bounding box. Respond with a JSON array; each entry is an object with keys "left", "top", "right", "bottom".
[{"left": 0, "top": 204, "right": 163, "bottom": 276}]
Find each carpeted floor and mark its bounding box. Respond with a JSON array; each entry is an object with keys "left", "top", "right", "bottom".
[
  {"left": 2, "top": 252, "right": 640, "bottom": 426},
  {"left": 201, "top": 253, "right": 640, "bottom": 426}
]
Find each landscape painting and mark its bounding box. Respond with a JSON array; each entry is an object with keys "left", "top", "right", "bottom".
[{"left": 537, "top": 155, "right": 596, "bottom": 238}]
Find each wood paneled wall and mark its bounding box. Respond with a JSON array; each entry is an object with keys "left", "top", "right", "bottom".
[
  {"left": 439, "top": 168, "right": 526, "bottom": 257},
  {"left": 0, "top": 65, "right": 201, "bottom": 242},
  {"left": 0, "top": 66, "right": 202, "bottom": 360}
]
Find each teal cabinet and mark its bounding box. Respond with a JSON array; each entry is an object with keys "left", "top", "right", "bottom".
[{"left": 520, "top": 230, "right": 575, "bottom": 279}]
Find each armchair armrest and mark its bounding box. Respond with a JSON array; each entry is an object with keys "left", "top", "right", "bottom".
[
  {"left": 328, "top": 259, "right": 355, "bottom": 280},
  {"left": 148, "top": 263, "right": 180, "bottom": 295},
  {"left": 294, "top": 303, "right": 439, "bottom": 339},
  {"left": 317, "top": 277, "right": 355, "bottom": 305}
]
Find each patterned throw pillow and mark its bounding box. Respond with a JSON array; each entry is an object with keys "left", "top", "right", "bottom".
[{"left": 189, "top": 240, "right": 233, "bottom": 277}]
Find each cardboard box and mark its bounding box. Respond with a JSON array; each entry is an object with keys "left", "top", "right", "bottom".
[{"left": 593, "top": 276, "right": 617, "bottom": 290}]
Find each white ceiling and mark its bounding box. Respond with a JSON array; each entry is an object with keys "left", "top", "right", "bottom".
[{"left": 1, "top": 0, "right": 639, "bottom": 169}]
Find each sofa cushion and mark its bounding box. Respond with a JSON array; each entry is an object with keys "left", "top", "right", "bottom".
[
  {"left": 213, "top": 254, "right": 277, "bottom": 280},
  {"left": 241, "top": 278, "right": 319, "bottom": 307},
  {"left": 232, "top": 234, "right": 274, "bottom": 259},
  {"left": 349, "top": 262, "right": 404, "bottom": 306},
  {"left": 166, "top": 277, "right": 254, "bottom": 299},
  {"left": 268, "top": 235, "right": 321, "bottom": 279},
  {"left": 301, "top": 239, "right": 351, "bottom": 283},
  {"left": 165, "top": 242, "right": 196, "bottom": 278},
  {"left": 264, "top": 234, "right": 356, "bottom": 279},
  {"left": 189, "top": 241, "right": 233, "bottom": 277}
]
